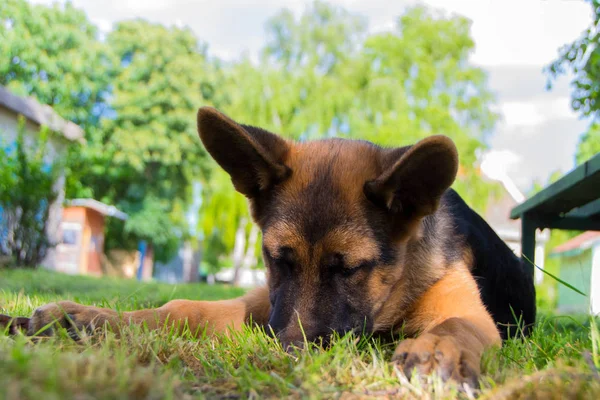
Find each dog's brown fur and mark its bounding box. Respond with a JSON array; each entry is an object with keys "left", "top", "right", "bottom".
[{"left": 14, "top": 107, "right": 539, "bottom": 386}]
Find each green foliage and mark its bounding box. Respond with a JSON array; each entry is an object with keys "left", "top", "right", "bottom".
[
  {"left": 199, "top": 169, "right": 248, "bottom": 252},
  {"left": 546, "top": 0, "right": 600, "bottom": 118},
  {"left": 576, "top": 122, "right": 600, "bottom": 163},
  {"left": 201, "top": 231, "right": 228, "bottom": 274},
  {"left": 0, "top": 118, "right": 59, "bottom": 267},
  {"left": 69, "top": 20, "right": 221, "bottom": 254},
  {"left": 546, "top": 0, "right": 600, "bottom": 165},
  {"left": 263, "top": 0, "right": 368, "bottom": 74},
  {"left": 536, "top": 229, "right": 575, "bottom": 310},
  {"left": 349, "top": 6, "right": 499, "bottom": 213},
  {"left": 103, "top": 20, "right": 211, "bottom": 184},
  {"left": 0, "top": 0, "right": 116, "bottom": 128},
  {"left": 121, "top": 196, "right": 181, "bottom": 263}
]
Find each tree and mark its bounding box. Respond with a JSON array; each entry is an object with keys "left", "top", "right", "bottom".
[
  {"left": 263, "top": 0, "right": 367, "bottom": 74},
  {"left": 258, "top": 3, "right": 498, "bottom": 211},
  {"left": 198, "top": 166, "right": 256, "bottom": 285},
  {"left": 344, "top": 6, "right": 499, "bottom": 212},
  {"left": 576, "top": 122, "right": 600, "bottom": 163},
  {"left": 73, "top": 20, "right": 220, "bottom": 261},
  {"left": 0, "top": 0, "right": 116, "bottom": 128},
  {"left": 547, "top": 0, "right": 600, "bottom": 164},
  {"left": 0, "top": 119, "right": 59, "bottom": 267}
]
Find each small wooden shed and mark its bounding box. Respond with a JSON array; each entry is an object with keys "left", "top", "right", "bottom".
[{"left": 54, "top": 199, "right": 127, "bottom": 276}]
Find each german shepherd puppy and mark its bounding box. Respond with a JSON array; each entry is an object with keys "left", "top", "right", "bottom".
[{"left": 12, "top": 107, "right": 536, "bottom": 385}]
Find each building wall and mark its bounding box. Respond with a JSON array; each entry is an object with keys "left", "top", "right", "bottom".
[
  {"left": 55, "top": 207, "right": 105, "bottom": 276},
  {"left": 56, "top": 207, "right": 86, "bottom": 274},
  {"left": 591, "top": 244, "right": 600, "bottom": 315},
  {"left": 557, "top": 250, "right": 592, "bottom": 314},
  {"left": 0, "top": 106, "right": 69, "bottom": 268},
  {"left": 85, "top": 209, "right": 105, "bottom": 276},
  {"left": 0, "top": 107, "right": 66, "bottom": 161}
]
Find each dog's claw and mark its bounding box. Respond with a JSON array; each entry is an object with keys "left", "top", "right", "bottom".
[
  {"left": 392, "top": 333, "right": 480, "bottom": 388},
  {"left": 27, "top": 301, "right": 114, "bottom": 339}
]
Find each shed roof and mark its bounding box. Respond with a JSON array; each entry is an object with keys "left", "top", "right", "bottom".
[
  {"left": 553, "top": 231, "right": 600, "bottom": 255},
  {"left": 0, "top": 85, "right": 84, "bottom": 143},
  {"left": 67, "top": 199, "right": 128, "bottom": 220}
]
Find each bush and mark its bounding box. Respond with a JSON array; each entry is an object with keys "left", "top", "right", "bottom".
[{"left": 0, "top": 117, "right": 60, "bottom": 267}]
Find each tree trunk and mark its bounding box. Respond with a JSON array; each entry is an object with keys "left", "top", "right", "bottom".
[
  {"left": 231, "top": 217, "right": 247, "bottom": 286},
  {"left": 182, "top": 240, "right": 199, "bottom": 283},
  {"left": 242, "top": 224, "right": 259, "bottom": 285},
  {"left": 142, "top": 243, "right": 154, "bottom": 281}
]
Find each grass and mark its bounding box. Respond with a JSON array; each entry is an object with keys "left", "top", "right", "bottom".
[{"left": 1, "top": 268, "right": 599, "bottom": 399}]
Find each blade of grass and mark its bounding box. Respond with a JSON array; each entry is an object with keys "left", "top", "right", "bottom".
[
  {"left": 591, "top": 316, "right": 599, "bottom": 369},
  {"left": 523, "top": 254, "right": 587, "bottom": 297}
]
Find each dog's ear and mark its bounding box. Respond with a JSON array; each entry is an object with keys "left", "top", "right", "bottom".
[
  {"left": 197, "top": 107, "right": 291, "bottom": 197},
  {"left": 364, "top": 135, "right": 458, "bottom": 217}
]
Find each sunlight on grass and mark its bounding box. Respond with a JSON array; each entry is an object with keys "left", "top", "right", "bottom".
[{"left": 1, "top": 268, "right": 599, "bottom": 399}]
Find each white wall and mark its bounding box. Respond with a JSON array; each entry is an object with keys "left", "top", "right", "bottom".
[
  {"left": 0, "top": 107, "right": 67, "bottom": 163},
  {"left": 535, "top": 243, "right": 546, "bottom": 285}
]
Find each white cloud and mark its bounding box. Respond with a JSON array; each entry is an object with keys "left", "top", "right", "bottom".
[
  {"left": 491, "top": 116, "right": 587, "bottom": 189},
  {"left": 480, "top": 149, "right": 522, "bottom": 180},
  {"left": 501, "top": 102, "right": 547, "bottom": 127},
  {"left": 91, "top": 18, "right": 112, "bottom": 34},
  {"left": 419, "top": 0, "right": 591, "bottom": 66},
  {"left": 118, "top": 0, "right": 172, "bottom": 12},
  {"left": 541, "top": 96, "right": 579, "bottom": 120},
  {"left": 500, "top": 96, "right": 575, "bottom": 127}
]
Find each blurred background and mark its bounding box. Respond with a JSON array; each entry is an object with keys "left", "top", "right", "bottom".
[{"left": 0, "top": 0, "right": 598, "bottom": 313}]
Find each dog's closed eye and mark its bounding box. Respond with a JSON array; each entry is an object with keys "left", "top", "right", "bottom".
[{"left": 325, "top": 253, "right": 376, "bottom": 277}]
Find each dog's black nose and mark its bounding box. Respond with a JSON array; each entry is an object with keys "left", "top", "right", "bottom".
[
  {"left": 283, "top": 340, "right": 305, "bottom": 354},
  {"left": 341, "top": 326, "right": 356, "bottom": 335}
]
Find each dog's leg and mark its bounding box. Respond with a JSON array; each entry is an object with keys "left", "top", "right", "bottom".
[
  {"left": 393, "top": 265, "right": 501, "bottom": 386},
  {"left": 27, "top": 286, "right": 271, "bottom": 338}
]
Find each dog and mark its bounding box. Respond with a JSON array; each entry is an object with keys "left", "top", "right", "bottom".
[{"left": 3, "top": 107, "right": 536, "bottom": 386}]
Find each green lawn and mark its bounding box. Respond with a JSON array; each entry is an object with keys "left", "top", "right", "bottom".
[{"left": 1, "top": 268, "right": 599, "bottom": 399}]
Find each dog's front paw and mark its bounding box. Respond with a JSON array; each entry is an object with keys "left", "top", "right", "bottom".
[
  {"left": 28, "top": 301, "right": 115, "bottom": 339},
  {"left": 0, "top": 314, "right": 30, "bottom": 335},
  {"left": 392, "top": 333, "right": 480, "bottom": 388}
]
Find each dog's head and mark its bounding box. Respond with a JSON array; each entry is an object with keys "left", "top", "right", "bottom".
[{"left": 197, "top": 107, "right": 458, "bottom": 347}]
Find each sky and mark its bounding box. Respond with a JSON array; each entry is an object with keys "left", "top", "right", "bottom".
[{"left": 32, "top": 0, "right": 594, "bottom": 192}]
